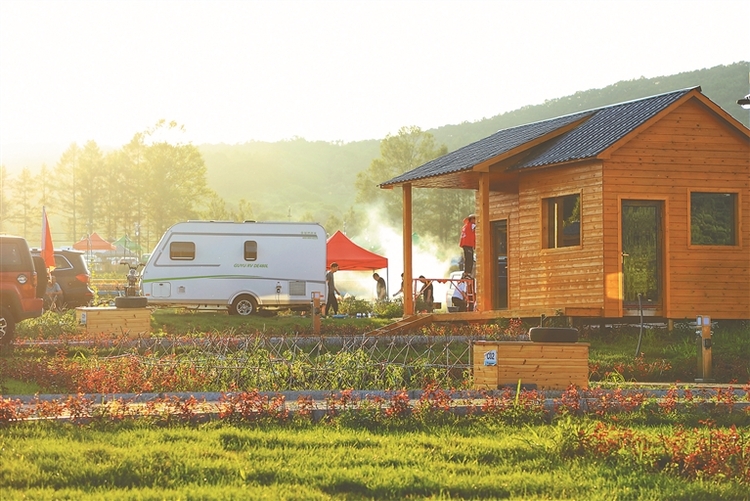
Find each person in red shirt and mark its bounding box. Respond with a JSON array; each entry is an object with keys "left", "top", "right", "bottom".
[{"left": 459, "top": 214, "right": 476, "bottom": 276}]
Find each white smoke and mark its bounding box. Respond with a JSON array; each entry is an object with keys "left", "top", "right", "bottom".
[{"left": 335, "top": 205, "right": 460, "bottom": 309}]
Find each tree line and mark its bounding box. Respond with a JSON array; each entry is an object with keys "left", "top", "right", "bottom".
[
  {"left": 3, "top": 61, "right": 743, "bottom": 253},
  {"left": 0, "top": 121, "right": 247, "bottom": 252},
  {"left": 0, "top": 121, "right": 472, "bottom": 254}
]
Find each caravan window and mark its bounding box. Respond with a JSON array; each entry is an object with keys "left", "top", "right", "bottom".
[
  {"left": 170, "top": 241, "right": 195, "bottom": 260},
  {"left": 244, "top": 241, "right": 257, "bottom": 261}
]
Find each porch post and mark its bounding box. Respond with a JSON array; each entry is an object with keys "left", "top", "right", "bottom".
[
  {"left": 402, "top": 183, "right": 414, "bottom": 316},
  {"left": 477, "top": 172, "right": 491, "bottom": 312}
]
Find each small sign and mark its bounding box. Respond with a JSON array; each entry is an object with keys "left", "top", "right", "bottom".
[
  {"left": 483, "top": 350, "right": 497, "bottom": 366},
  {"left": 80, "top": 312, "right": 87, "bottom": 325}
]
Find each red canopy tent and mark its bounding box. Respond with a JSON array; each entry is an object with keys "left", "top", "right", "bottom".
[
  {"left": 326, "top": 231, "right": 387, "bottom": 271},
  {"left": 72, "top": 232, "right": 116, "bottom": 251}
]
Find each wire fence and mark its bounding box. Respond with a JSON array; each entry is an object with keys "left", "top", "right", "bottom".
[{"left": 85, "top": 333, "right": 488, "bottom": 391}]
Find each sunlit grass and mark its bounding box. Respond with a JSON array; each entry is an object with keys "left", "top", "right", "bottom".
[
  {"left": 0, "top": 421, "right": 746, "bottom": 500},
  {"left": 0, "top": 379, "right": 41, "bottom": 395}
]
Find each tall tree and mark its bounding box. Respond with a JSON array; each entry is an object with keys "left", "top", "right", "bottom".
[
  {"left": 0, "top": 165, "right": 13, "bottom": 233},
  {"left": 52, "top": 143, "right": 81, "bottom": 241},
  {"left": 355, "top": 126, "right": 472, "bottom": 245},
  {"left": 143, "top": 141, "right": 211, "bottom": 237},
  {"left": 202, "top": 192, "right": 231, "bottom": 220},
  {"left": 234, "top": 198, "right": 254, "bottom": 222},
  {"left": 76, "top": 141, "right": 106, "bottom": 237},
  {"left": 120, "top": 132, "right": 150, "bottom": 251},
  {"left": 9, "top": 167, "right": 38, "bottom": 240}
]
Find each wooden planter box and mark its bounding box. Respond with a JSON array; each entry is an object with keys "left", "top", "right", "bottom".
[
  {"left": 473, "top": 340, "right": 589, "bottom": 390},
  {"left": 75, "top": 307, "right": 151, "bottom": 337}
]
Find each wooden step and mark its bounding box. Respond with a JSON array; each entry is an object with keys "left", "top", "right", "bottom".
[{"left": 369, "top": 314, "right": 434, "bottom": 336}]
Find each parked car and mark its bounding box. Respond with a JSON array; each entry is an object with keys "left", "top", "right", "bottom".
[
  {"left": 1, "top": 235, "right": 44, "bottom": 345},
  {"left": 31, "top": 248, "right": 94, "bottom": 308}
]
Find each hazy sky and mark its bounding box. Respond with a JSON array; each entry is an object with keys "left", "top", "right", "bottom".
[{"left": 1, "top": 0, "right": 747, "bottom": 157}]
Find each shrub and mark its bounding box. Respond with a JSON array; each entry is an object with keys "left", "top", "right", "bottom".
[
  {"left": 16, "top": 310, "right": 80, "bottom": 340},
  {"left": 338, "top": 297, "right": 372, "bottom": 316},
  {"left": 372, "top": 299, "right": 403, "bottom": 318}
]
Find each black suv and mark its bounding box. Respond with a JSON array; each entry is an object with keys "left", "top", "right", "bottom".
[
  {"left": 1, "top": 235, "right": 44, "bottom": 345},
  {"left": 31, "top": 248, "right": 94, "bottom": 308}
]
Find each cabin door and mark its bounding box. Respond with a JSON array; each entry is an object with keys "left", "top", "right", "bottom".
[
  {"left": 491, "top": 220, "right": 508, "bottom": 309},
  {"left": 621, "top": 201, "right": 663, "bottom": 315}
]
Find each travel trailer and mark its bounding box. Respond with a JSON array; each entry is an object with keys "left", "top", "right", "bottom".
[{"left": 140, "top": 221, "right": 326, "bottom": 315}]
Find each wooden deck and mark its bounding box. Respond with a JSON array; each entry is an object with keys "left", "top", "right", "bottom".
[{"left": 432, "top": 306, "right": 603, "bottom": 323}]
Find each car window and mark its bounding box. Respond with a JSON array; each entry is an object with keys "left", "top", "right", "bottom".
[
  {"left": 0, "top": 241, "right": 23, "bottom": 270},
  {"left": 53, "top": 255, "right": 73, "bottom": 270}
]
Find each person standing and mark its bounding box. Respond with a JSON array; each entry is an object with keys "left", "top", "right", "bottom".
[
  {"left": 392, "top": 273, "right": 404, "bottom": 298},
  {"left": 459, "top": 214, "right": 476, "bottom": 276},
  {"left": 418, "top": 275, "right": 434, "bottom": 312},
  {"left": 325, "top": 262, "right": 340, "bottom": 316},
  {"left": 373, "top": 272, "right": 387, "bottom": 302}
]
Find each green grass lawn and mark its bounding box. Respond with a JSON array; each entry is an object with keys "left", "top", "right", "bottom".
[
  {"left": 1, "top": 420, "right": 747, "bottom": 500},
  {"left": 4, "top": 311, "right": 749, "bottom": 499}
]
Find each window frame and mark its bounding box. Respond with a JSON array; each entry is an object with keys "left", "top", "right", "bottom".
[
  {"left": 244, "top": 240, "right": 258, "bottom": 261},
  {"left": 688, "top": 190, "right": 740, "bottom": 248},
  {"left": 541, "top": 192, "right": 582, "bottom": 250},
  {"left": 169, "top": 241, "right": 196, "bottom": 261}
]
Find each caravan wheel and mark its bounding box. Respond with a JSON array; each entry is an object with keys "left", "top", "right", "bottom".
[{"left": 230, "top": 295, "right": 257, "bottom": 316}]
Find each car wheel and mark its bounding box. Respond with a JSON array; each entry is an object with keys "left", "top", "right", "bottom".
[
  {"left": 0, "top": 307, "right": 16, "bottom": 346},
  {"left": 230, "top": 295, "right": 257, "bottom": 316},
  {"left": 528, "top": 327, "right": 579, "bottom": 343},
  {"left": 115, "top": 296, "right": 148, "bottom": 308}
]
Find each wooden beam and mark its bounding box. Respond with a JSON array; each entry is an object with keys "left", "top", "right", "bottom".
[
  {"left": 477, "top": 172, "right": 491, "bottom": 312},
  {"left": 402, "top": 183, "right": 414, "bottom": 316}
]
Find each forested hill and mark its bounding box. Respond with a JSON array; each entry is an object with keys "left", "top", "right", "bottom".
[{"left": 200, "top": 62, "right": 748, "bottom": 221}]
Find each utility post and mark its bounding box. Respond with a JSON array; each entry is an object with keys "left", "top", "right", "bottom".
[{"left": 695, "top": 315, "right": 714, "bottom": 383}]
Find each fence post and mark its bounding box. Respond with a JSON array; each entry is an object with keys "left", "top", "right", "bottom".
[{"left": 312, "top": 292, "right": 322, "bottom": 335}]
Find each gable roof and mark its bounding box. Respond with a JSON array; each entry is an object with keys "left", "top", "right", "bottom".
[
  {"left": 380, "top": 87, "right": 699, "bottom": 187},
  {"left": 72, "top": 232, "right": 116, "bottom": 251},
  {"left": 326, "top": 230, "right": 388, "bottom": 271}
]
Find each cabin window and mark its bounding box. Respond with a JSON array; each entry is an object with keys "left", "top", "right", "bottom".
[
  {"left": 244, "top": 241, "right": 257, "bottom": 261},
  {"left": 169, "top": 241, "right": 195, "bottom": 260},
  {"left": 542, "top": 194, "right": 580, "bottom": 248},
  {"left": 690, "top": 192, "right": 737, "bottom": 246}
]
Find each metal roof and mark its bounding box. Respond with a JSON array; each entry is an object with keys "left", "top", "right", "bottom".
[{"left": 381, "top": 87, "right": 697, "bottom": 187}]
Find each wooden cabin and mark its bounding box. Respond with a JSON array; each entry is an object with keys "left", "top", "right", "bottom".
[{"left": 381, "top": 87, "right": 750, "bottom": 323}]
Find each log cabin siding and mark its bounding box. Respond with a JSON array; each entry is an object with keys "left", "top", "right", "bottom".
[
  {"left": 603, "top": 98, "right": 749, "bottom": 319},
  {"left": 508, "top": 162, "right": 604, "bottom": 312},
  {"left": 486, "top": 191, "right": 519, "bottom": 309}
]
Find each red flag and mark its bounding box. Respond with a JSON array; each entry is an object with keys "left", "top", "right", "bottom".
[{"left": 41, "top": 207, "right": 55, "bottom": 271}]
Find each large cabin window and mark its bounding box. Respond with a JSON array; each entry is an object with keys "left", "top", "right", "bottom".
[
  {"left": 244, "top": 241, "right": 257, "bottom": 261},
  {"left": 690, "top": 192, "right": 737, "bottom": 246},
  {"left": 542, "top": 194, "right": 580, "bottom": 249},
  {"left": 169, "top": 241, "right": 195, "bottom": 260}
]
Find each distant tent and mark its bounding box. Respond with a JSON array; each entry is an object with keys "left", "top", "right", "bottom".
[
  {"left": 326, "top": 231, "right": 387, "bottom": 271},
  {"left": 113, "top": 234, "right": 142, "bottom": 254},
  {"left": 72, "top": 232, "right": 116, "bottom": 251}
]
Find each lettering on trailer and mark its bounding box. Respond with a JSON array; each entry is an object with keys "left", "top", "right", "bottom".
[{"left": 233, "top": 263, "right": 269, "bottom": 268}]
